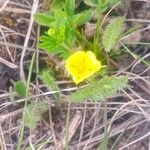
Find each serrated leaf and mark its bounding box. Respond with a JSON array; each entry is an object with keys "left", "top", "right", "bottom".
[
  {"left": 14, "top": 81, "right": 27, "bottom": 97},
  {"left": 38, "top": 36, "right": 70, "bottom": 58},
  {"left": 65, "top": 0, "right": 75, "bottom": 16},
  {"left": 38, "top": 43, "right": 56, "bottom": 50},
  {"left": 34, "top": 13, "right": 54, "bottom": 26},
  {"left": 39, "top": 35, "right": 56, "bottom": 42},
  {"left": 40, "top": 71, "right": 60, "bottom": 101},
  {"left": 38, "top": 35, "right": 57, "bottom": 52},
  {"left": 69, "top": 76, "right": 128, "bottom": 102},
  {"left": 24, "top": 101, "right": 48, "bottom": 129},
  {"left": 73, "top": 10, "right": 93, "bottom": 26},
  {"left": 102, "top": 17, "right": 124, "bottom": 52},
  {"left": 50, "top": 0, "right": 65, "bottom": 10}
]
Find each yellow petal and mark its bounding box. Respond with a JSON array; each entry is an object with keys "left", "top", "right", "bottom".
[
  {"left": 65, "top": 51, "right": 85, "bottom": 75},
  {"left": 65, "top": 51, "right": 101, "bottom": 84}
]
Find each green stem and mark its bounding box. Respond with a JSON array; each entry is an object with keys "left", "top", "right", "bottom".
[
  {"left": 103, "top": 99, "right": 108, "bottom": 150},
  {"left": 93, "top": 14, "right": 101, "bottom": 56},
  {"left": 65, "top": 11, "right": 92, "bottom": 50},
  {"left": 97, "top": 99, "right": 108, "bottom": 150},
  {"left": 121, "top": 42, "right": 150, "bottom": 67},
  {"left": 73, "top": 28, "right": 93, "bottom": 49},
  {"left": 17, "top": 52, "right": 36, "bottom": 150},
  {"left": 62, "top": 42, "right": 72, "bottom": 53},
  {"left": 64, "top": 102, "right": 71, "bottom": 150}
]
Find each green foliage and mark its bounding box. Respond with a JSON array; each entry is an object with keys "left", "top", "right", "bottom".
[
  {"left": 38, "top": 23, "right": 71, "bottom": 58},
  {"left": 39, "top": 70, "right": 60, "bottom": 101},
  {"left": 34, "top": 1, "right": 93, "bottom": 58},
  {"left": 35, "top": 10, "right": 72, "bottom": 58},
  {"left": 65, "top": 0, "right": 75, "bottom": 16},
  {"left": 34, "top": 13, "right": 54, "bottom": 26},
  {"left": 34, "top": 1, "right": 128, "bottom": 104},
  {"left": 14, "top": 81, "right": 27, "bottom": 97},
  {"left": 110, "top": 0, "right": 121, "bottom": 5},
  {"left": 73, "top": 10, "right": 93, "bottom": 26},
  {"left": 97, "top": 0, "right": 109, "bottom": 13},
  {"left": 69, "top": 76, "right": 128, "bottom": 102},
  {"left": 102, "top": 17, "right": 124, "bottom": 52},
  {"left": 50, "top": 0, "right": 65, "bottom": 10},
  {"left": 38, "top": 35, "right": 57, "bottom": 52},
  {"left": 84, "top": 0, "right": 98, "bottom": 7},
  {"left": 84, "top": 0, "right": 121, "bottom": 13},
  {"left": 24, "top": 101, "right": 48, "bottom": 129}
]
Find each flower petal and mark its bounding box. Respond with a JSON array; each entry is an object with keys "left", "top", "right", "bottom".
[{"left": 65, "top": 51, "right": 101, "bottom": 84}]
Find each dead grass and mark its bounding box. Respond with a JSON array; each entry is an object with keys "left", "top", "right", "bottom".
[{"left": 0, "top": 0, "right": 150, "bottom": 150}]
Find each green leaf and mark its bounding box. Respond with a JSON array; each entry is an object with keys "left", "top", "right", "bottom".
[
  {"left": 69, "top": 76, "right": 128, "bottom": 102},
  {"left": 38, "top": 36, "right": 70, "bottom": 58},
  {"left": 50, "top": 0, "right": 65, "bottom": 10},
  {"left": 73, "top": 10, "right": 93, "bottom": 26},
  {"left": 102, "top": 17, "right": 124, "bottom": 52},
  {"left": 14, "top": 81, "right": 27, "bottom": 97},
  {"left": 54, "top": 45, "right": 71, "bottom": 59},
  {"left": 24, "top": 101, "right": 48, "bottom": 129},
  {"left": 98, "top": 0, "right": 107, "bottom": 4},
  {"left": 84, "top": 0, "right": 98, "bottom": 7},
  {"left": 58, "top": 49, "right": 71, "bottom": 59},
  {"left": 38, "top": 35, "right": 57, "bottom": 52},
  {"left": 39, "top": 35, "right": 56, "bottom": 43},
  {"left": 65, "top": 0, "right": 75, "bottom": 16},
  {"left": 54, "top": 9, "right": 67, "bottom": 22},
  {"left": 98, "top": 0, "right": 108, "bottom": 6},
  {"left": 34, "top": 13, "right": 54, "bottom": 26},
  {"left": 65, "top": 27, "right": 75, "bottom": 46},
  {"left": 40, "top": 71, "right": 60, "bottom": 101},
  {"left": 109, "top": 0, "right": 121, "bottom": 5},
  {"left": 97, "top": 0, "right": 109, "bottom": 13},
  {"left": 55, "top": 23, "right": 66, "bottom": 42}
]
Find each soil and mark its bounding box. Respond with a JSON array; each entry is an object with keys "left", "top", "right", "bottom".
[{"left": 0, "top": 0, "right": 150, "bottom": 150}]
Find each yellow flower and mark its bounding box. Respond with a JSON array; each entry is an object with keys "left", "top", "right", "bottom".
[{"left": 65, "top": 51, "right": 101, "bottom": 84}]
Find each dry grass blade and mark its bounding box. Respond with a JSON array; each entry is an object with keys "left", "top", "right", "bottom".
[
  {"left": 133, "top": 0, "right": 150, "bottom": 2},
  {"left": 20, "top": 0, "right": 39, "bottom": 81},
  {"left": 0, "top": 125, "right": 7, "bottom": 150},
  {"left": 77, "top": 103, "right": 87, "bottom": 150},
  {"left": 119, "top": 131, "right": 150, "bottom": 150},
  {"left": 0, "top": 109, "right": 23, "bottom": 123},
  {"left": 0, "top": 0, "right": 150, "bottom": 149},
  {"left": 0, "top": 57, "right": 18, "bottom": 68},
  {"left": 56, "top": 111, "right": 82, "bottom": 149},
  {"left": 1, "top": 7, "right": 31, "bottom": 14},
  {"left": 0, "top": 28, "right": 14, "bottom": 62},
  {"left": 0, "top": 0, "right": 10, "bottom": 12}
]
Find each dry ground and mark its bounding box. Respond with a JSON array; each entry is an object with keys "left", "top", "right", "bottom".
[{"left": 0, "top": 0, "right": 150, "bottom": 150}]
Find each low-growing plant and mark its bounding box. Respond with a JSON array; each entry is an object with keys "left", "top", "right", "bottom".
[
  {"left": 14, "top": 81, "right": 27, "bottom": 97},
  {"left": 34, "top": 0, "right": 127, "bottom": 101},
  {"left": 24, "top": 101, "right": 48, "bottom": 129},
  {"left": 15, "top": 0, "right": 129, "bottom": 149}
]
